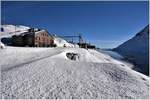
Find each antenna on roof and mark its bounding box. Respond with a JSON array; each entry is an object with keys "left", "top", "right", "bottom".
[{"left": 15, "top": 25, "right": 16, "bottom": 35}]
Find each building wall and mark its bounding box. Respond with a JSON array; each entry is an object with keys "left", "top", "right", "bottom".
[{"left": 34, "top": 31, "right": 54, "bottom": 47}]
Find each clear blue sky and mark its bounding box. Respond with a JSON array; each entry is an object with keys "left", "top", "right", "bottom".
[{"left": 1, "top": 1, "right": 149, "bottom": 48}]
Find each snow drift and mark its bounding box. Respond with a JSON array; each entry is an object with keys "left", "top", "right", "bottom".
[
  {"left": 114, "top": 25, "right": 149, "bottom": 76},
  {"left": 0, "top": 47, "right": 149, "bottom": 99}
]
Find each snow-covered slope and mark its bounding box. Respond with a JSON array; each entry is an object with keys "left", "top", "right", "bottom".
[
  {"left": 0, "top": 47, "right": 149, "bottom": 99},
  {"left": 53, "top": 36, "right": 76, "bottom": 47},
  {"left": 114, "top": 25, "right": 149, "bottom": 76},
  {"left": 0, "top": 25, "right": 30, "bottom": 38}
]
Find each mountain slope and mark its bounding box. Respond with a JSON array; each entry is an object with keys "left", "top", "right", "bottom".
[{"left": 114, "top": 25, "right": 149, "bottom": 75}]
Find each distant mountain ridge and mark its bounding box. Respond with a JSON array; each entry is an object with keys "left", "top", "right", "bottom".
[{"left": 114, "top": 25, "right": 149, "bottom": 76}]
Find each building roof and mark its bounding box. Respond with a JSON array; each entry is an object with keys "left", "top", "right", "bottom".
[{"left": 35, "top": 30, "right": 46, "bottom": 35}]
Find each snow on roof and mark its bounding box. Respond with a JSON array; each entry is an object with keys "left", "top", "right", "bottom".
[
  {"left": 1, "top": 25, "right": 29, "bottom": 33},
  {"left": 35, "top": 30, "right": 46, "bottom": 35},
  {"left": 0, "top": 25, "right": 30, "bottom": 38}
]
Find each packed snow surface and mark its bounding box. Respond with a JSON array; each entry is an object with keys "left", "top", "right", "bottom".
[{"left": 0, "top": 47, "right": 149, "bottom": 99}]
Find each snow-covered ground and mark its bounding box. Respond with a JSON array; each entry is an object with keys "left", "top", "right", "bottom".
[{"left": 0, "top": 47, "right": 149, "bottom": 99}]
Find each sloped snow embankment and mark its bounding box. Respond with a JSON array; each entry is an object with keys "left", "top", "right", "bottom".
[
  {"left": 53, "top": 36, "right": 76, "bottom": 47},
  {"left": 0, "top": 47, "right": 149, "bottom": 99}
]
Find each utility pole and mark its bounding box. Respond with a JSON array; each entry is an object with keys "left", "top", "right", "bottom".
[
  {"left": 15, "top": 25, "right": 16, "bottom": 35},
  {"left": 78, "top": 33, "right": 83, "bottom": 44}
]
